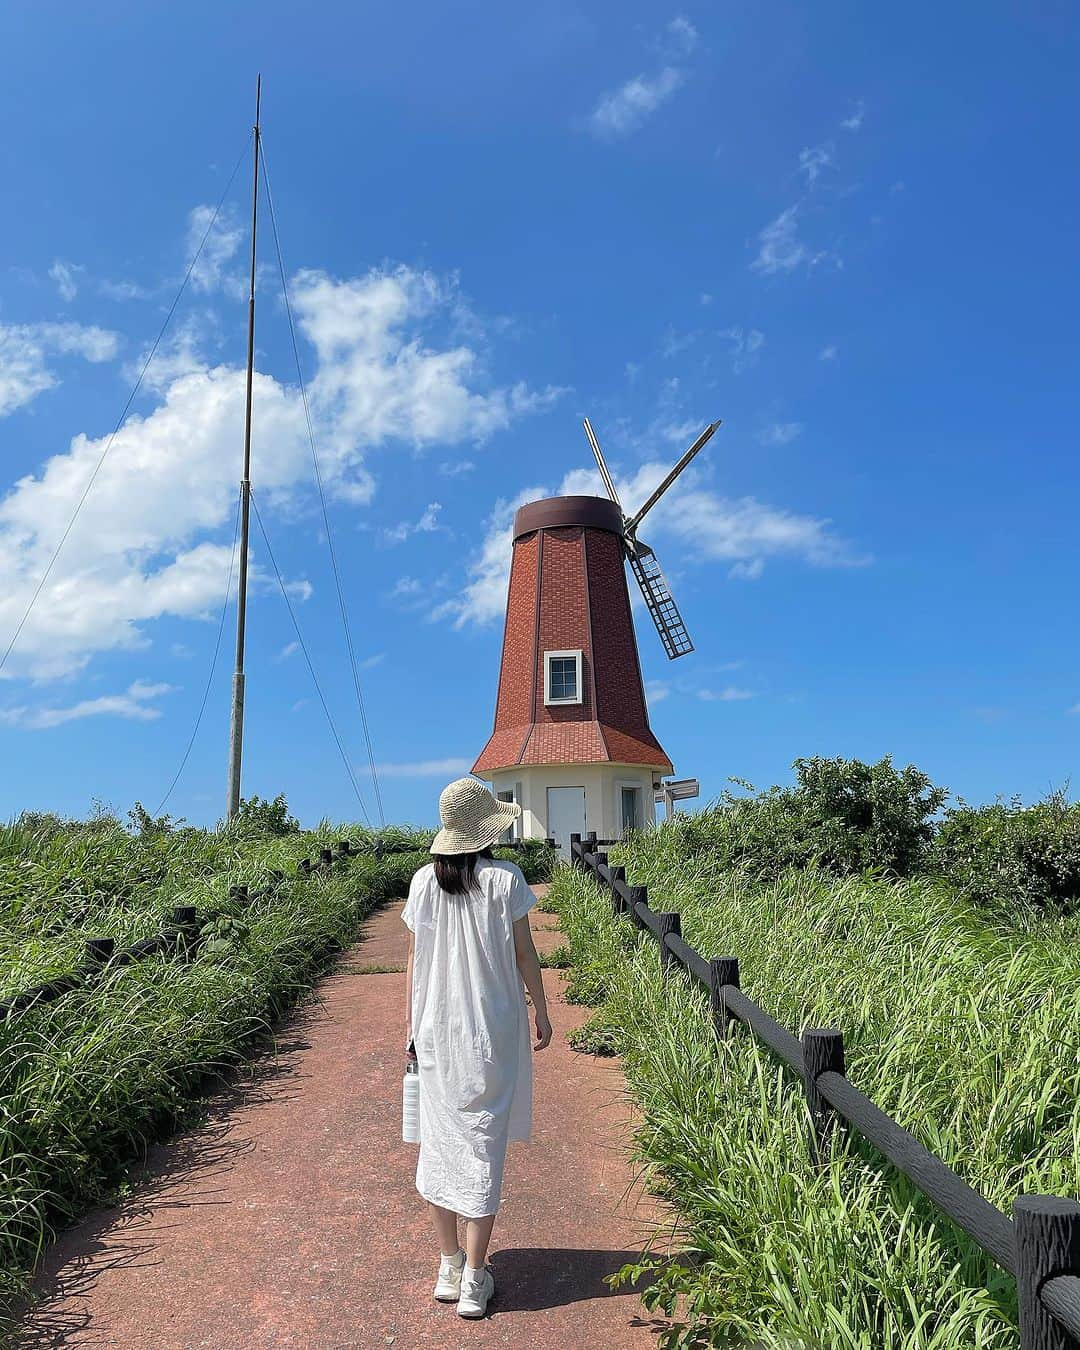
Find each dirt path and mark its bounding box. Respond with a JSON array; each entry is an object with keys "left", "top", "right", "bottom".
[{"left": 15, "top": 886, "right": 670, "bottom": 1348}]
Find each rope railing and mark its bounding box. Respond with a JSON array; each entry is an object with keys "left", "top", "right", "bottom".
[
  {"left": 570, "top": 831, "right": 1080, "bottom": 1350},
  {"left": 0, "top": 839, "right": 357, "bottom": 1021}
]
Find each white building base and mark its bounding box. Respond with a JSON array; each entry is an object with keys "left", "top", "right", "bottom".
[{"left": 482, "top": 763, "right": 662, "bottom": 855}]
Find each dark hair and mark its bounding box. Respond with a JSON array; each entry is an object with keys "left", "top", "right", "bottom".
[{"left": 434, "top": 847, "right": 493, "bottom": 896}]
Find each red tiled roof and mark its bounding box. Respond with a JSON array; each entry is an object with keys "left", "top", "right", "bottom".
[{"left": 473, "top": 721, "right": 672, "bottom": 773}]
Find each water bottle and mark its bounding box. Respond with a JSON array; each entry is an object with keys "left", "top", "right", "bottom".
[{"left": 402, "top": 1043, "right": 420, "bottom": 1143}]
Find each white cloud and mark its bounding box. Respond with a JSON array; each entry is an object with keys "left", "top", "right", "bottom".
[
  {"left": 383, "top": 501, "right": 443, "bottom": 544},
  {"left": 841, "top": 100, "right": 865, "bottom": 131},
  {"left": 666, "top": 16, "right": 699, "bottom": 54},
  {"left": 293, "top": 267, "right": 565, "bottom": 460},
  {"left": 439, "top": 459, "right": 475, "bottom": 476},
  {"left": 661, "top": 325, "right": 698, "bottom": 359},
  {"left": 758, "top": 421, "right": 803, "bottom": 447},
  {"left": 438, "top": 460, "right": 862, "bottom": 628},
  {"left": 698, "top": 686, "right": 755, "bottom": 702},
  {"left": 590, "top": 67, "right": 684, "bottom": 138},
  {"left": 1068, "top": 704, "right": 1080, "bottom": 716},
  {"left": 0, "top": 264, "right": 557, "bottom": 681},
  {"left": 360, "top": 651, "right": 385, "bottom": 669},
  {"left": 1, "top": 679, "right": 174, "bottom": 730},
  {"left": 750, "top": 205, "right": 827, "bottom": 275},
  {"left": 0, "top": 322, "right": 120, "bottom": 418},
  {"left": 645, "top": 679, "right": 670, "bottom": 705},
  {"left": 819, "top": 343, "right": 838, "bottom": 361},
  {"left": 720, "top": 326, "right": 765, "bottom": 373},
  {"left": 186, "top": 204, "right": 245, "bottom": 299},
  {"left": 699, "top": 292, "right": 713, "bottom": 306},
  {"left": 275, "top": 641, "right": 299, "bottom": 662},
  {"left": 431, "top": 483, "right": 544, "bottom": 627},
  {"left": 38, "top": 324, "right": 119, "bottom": 362},
  {"left": 376, "top": 756, "right": 474, "bottom": 778},
  {"left": 99, "top": 279, "right": 155, "bottom": 302},
  {"left": 798, "top": 142, "right": 834, "bottom": 186},
  {"left": 391, "top": 576, "right": 424, "bottom": 600},
  {"left": 49, "top": 260, "right": 83, "bottom": 302},
  {"left": 728, "top": 558, "right": 764, "bottom": 581}
]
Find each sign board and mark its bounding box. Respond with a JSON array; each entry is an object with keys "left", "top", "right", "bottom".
[{"left": 654, "top": 777, "right": 700, "bottom": 816}]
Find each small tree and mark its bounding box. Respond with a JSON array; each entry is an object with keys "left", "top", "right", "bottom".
[
  {"left": 231, "top": 793, "right": 301, "bottom": 837},
  {"left": 127, "top": 801, "right": 184, "bottom": 837}
]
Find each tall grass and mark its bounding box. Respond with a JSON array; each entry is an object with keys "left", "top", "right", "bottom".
[
  {"left": 549, "top": 832, "right": 1080, "bottom": 1347},
  {"left": 0, "top": 829, "right": 425, "bottom": 1319}
]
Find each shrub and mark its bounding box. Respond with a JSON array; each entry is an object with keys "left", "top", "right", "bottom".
[
  {"left": 228, "top": 794, "right": 301, "bottom": 838},
  {"left": 127, "top": 802, "right": 185, "bottom": 837},
  {"left": 679, "top": 755, "right": 947, "bottom": 880},
  {"left": 932, "top": 788, "right": 1080, "bottom": 914}
]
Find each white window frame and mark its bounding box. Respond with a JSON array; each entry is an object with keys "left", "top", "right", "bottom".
[
  {"left": 496, "top": 781, "right": 524, "bottom": 842},
  {"left": 544, "top": 649, "right": 583, "bottom": 706},
  {"left": 615, "top": 779, "right": 645, "bottom": 837}
]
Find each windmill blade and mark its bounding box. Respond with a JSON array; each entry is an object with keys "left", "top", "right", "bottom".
[
  {"left": 626, "top": 420, "right": 721, "bottom": 535},
  {"left": 628, "top": 541, "right": 694, "bottom": 660},
  {"left": 582, "top": 417, "right": 622, "bottom": 507}
]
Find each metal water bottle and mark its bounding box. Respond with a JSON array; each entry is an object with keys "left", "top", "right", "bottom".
[{"left": 402, "top": 1041, "right": 420, "bottom": 1143}]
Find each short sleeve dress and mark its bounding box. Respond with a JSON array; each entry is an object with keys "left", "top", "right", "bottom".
[{"left": 401, "top": 858, "right": 537, "bottom": 1218}]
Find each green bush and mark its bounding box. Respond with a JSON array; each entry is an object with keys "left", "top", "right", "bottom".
[
  {"left": 226, "top": 793, "right": 301, "bottom": 838},
  {"left": 679, "top": 755, "right": 947, "bottom": 880},
  {"left": 933, "top": 788, "right": 1080, "bottom": 915}
]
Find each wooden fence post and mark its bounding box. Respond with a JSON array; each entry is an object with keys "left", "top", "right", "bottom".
[
  {"left": 170, "top": 906, "right": 199, "bottom": 956},
  {"left": 594, "top": 851, "right": 608, "bottom": 882},
  {"left": 298, "top": 857, "right": 312, "bottom": 876},
  {"left": 335, "top": 839, "right": 352, "bottom": 859},
  {"left": 319, "top": 846, "right": 334, "bottom": 868},
  {"left": 801, "top": 1028, "right": 846, "bottom": 1166},
  {"left": 709, "top": 957, "right": 740, "bottom": 1037},
  {"left": 656, "top": 912, "right": 681, "bottom": 978},
  {"left": 625, "top": 885, "right": 648, "bottom": 929},
  {"left": 228, "top": 883, "right": 249, "bottom": 905},
  {"left": 569, "top": 833, "right": 582, "bottom": 870},
  {"left": 85, "top": 937, "right": 114, "bottom": 965},
  {"left": 1014, "top": 1196, "right": 1080, "bottom": 1350},
  {"left": 610, "top": 864, "right": 626, "bottom": 916}
]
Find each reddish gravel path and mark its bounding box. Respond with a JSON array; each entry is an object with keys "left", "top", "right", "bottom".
[{"left": 15, "top": 886, "right": 670, "bottom": 1348}]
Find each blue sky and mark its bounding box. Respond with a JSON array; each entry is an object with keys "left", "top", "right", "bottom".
[{"left": 0, "top": 3, "right": 1077, "bottom": 829}]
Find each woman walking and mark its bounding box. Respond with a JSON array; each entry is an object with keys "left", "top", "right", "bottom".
[{"left": 402, "top": 777, "right": 553, "bottom": 1319}]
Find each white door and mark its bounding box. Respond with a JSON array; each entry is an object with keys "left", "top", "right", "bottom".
[{"left": 546, "top": 786, "right": 587, "bottom": 857}]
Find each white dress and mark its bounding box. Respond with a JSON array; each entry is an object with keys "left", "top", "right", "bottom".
[{"left": 401, "top": 858, "right": 537, "bottom": 1218}]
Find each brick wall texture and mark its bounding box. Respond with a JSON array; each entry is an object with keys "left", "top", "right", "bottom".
[{"left": 473, "top": 517, "right": 672, "bottom": 774}]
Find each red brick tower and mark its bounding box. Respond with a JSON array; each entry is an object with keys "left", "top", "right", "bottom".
[{"left": 472, "top": 495, "right": 673, "bottom": 849}]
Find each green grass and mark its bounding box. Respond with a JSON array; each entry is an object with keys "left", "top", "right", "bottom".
[
  {"left": 0, "top": 828, "right": 431, "bottom": 1320},
  {"left": 549, "top": 832, "right": 1080, "bottom": 1348}
]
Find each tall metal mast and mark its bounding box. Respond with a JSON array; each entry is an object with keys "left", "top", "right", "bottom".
[{"left": 226, "top": 75, "right": 262, "bottom": 822}]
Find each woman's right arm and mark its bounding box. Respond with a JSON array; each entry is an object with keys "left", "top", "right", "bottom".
[{"left": 512, "top": 915, "right": 552, "bottom": 1050}]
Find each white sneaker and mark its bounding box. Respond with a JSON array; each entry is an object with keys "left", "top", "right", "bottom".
[
  {"left": 456, "top": 1264, "right": 495, "bottom": 1318},
  {"left": 433, "top": 1247, "right": 466, "bottom": 1301}
]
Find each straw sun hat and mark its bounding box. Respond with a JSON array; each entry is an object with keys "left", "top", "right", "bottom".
[{"left": 430, "top": 777, "right": 521, "bottom": 855}]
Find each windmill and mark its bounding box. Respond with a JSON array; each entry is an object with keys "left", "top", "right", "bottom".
[
  {"left": 582, "top": 416, "right": 721, "bottom": 660},
  {"left": 471, "top": 414, "right": 720, "bottom": 852}
]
